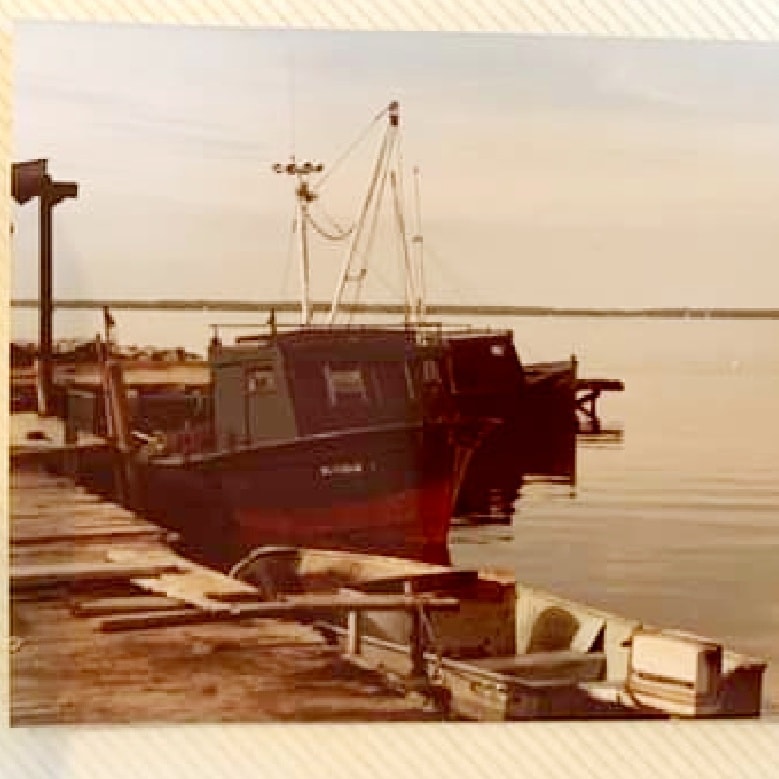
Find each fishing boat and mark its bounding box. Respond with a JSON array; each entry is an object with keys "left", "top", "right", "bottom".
[
  {"left": 126, "top": 325, "right": 487, "bottom": 565},
  {"left": 66, "top": 101, "right": 595, "bottom": 557},
  {"left": 231, "top": 545, "right": 768, "bottom": 721},
  {"left": 81, "top": 105, "right": 503, "bottom": 564}
]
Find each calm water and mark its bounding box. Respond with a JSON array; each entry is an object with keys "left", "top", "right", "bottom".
[
  {"left": 12, "top": 311, "right": 779, "bottom": 711},
  {"left": 455, "top": 317, "right": 779, "bottom": 713}
]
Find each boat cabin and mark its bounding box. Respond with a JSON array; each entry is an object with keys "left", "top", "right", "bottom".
[{"left": 209, "top": 328, "right": 432, "bottom": 449}]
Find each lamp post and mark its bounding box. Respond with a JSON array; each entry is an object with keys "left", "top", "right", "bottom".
[{"left": 12, "top": 159, "right": 78, "bottom": 416}]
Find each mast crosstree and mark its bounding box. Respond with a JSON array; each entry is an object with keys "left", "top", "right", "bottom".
[
  {"left": 272, "top": 159, "right": 323, "bottom": 326},
  {"left": 275, "top": 102, "right": 427, "bottom": 327}
]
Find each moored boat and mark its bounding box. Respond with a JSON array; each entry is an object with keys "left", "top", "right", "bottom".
[
  {"left": 129, "top": 325, "right": 487, "bottom": 565},
  {"left": 231, "top": 545, "right": 769, "bottom": 721}
]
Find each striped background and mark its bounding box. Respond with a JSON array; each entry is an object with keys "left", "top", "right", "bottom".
[{"left": 2, "top": 1, "right": 778, "bottom": 776}]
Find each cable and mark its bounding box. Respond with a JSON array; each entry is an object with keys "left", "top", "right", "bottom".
[
  {"left": 278, "top": 208, "right": 298, "bottom": 299},
  {"left": 313, "top": 103, "right": 391, "bottom": 194},
  {"left": 305, "top": 208, "right": 354, "bottom": 242}
]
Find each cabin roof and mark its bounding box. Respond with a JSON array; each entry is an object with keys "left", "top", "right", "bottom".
[{"left": 213, "top": 327, "right": 422, "bottom": 365}]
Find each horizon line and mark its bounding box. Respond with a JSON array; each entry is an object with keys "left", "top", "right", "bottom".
[{"left": 9, "top": 299, "right": 779, "bottom": 319}]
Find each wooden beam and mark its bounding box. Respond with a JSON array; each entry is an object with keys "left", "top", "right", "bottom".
[
  {"left": 11, "top": 509, "right": 143, "bottom": 525},
  {"left": 355, "top": 570, "right": 480, "bottom": 594},
  {"left": 72, "top": 596, "right": 187, "bottom": 617},
  {"left": 11, "top": 561, "right": 183, "bottom": 590},
  {"left": 97, "top": 594, "right": 460, "bottom": 633},
  {"left": 12, "top": 493, "right": 104, "bottom": 505}
]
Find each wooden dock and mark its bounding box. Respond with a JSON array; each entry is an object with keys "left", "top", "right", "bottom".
[{"left": 8, "top": 460, "right": 449, "bottom": 724}]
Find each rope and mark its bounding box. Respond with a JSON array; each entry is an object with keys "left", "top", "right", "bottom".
[
  {"left": 332, "top": 129, "right": 393, "bottom": 323},
  {"left": 346, "top": 155, "right": 392, "bottom": 323},
  {"left": 278, "top": 208, "right": 298, "bottom": 298},
  {"left": 305, "top": 208, "right": 354, "bottom": 242},
  {"left": 390, "top": 150, "right": 414, "bottom": 322},
  {"left": 418, "top": 604, "right": 444, "bottom": 682},
  {"left": 423, "top": 243, "right": 469, "bottom": 305},
  {"left": 313, "top": 104, "right": 391, "bottom": 194}
]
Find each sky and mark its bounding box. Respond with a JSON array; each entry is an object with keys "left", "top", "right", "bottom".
[{"left": 11, "top": 22, "right": 779, "bottom": 309}]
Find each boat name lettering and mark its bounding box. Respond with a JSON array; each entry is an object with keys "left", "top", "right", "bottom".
[{"left": 319, "top": 461, "right": 366, "bottom": 477}]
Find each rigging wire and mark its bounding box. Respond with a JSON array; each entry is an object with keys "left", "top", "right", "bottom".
[
  {"left": 313, "top": 104, "right": 391, "bottom": 194},
  {"left": 412, "top": 165, "right": 427, "bottom": 322},
  {"left": 389, "top": 139, "right": 417, "bottom": 322},
  {"left": 346, "top": 145, "right": 394, "bottom": 323},
  {"left": 315, "top": 203, "right": 355, "bottom": 238},
  {"left": 304, "top": 207, "right": 354, "bottom": 242},
  {"left": 347, "top": 137, "right": 393, "bottom": 322},
  {"left": 423, "top": 242, "right": 469, "bottom": 305},
  {"left": 391, "top": 171, "right": 414, "bottom": 320},
  {"left": 330, "top": 128, "right": 393, "bottom": 323},
  {"left": 278, "top": 207, "right": 298, "bottom": 299}
]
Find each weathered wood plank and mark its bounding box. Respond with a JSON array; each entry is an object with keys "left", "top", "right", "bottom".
[
  {"left": 10, "top": 522, "right": 155, "bottom": 538},
  {"left": 11, "top": 502, "right": 113, "bottom": 517},
  {"left": 106, "top": 549, "right": 260, "bottom": 609},
  {"left": 354, "top": 570, "right": 481, "bottom": 594},
  {"left": 11, "top": 561, "right": 183, "bottom": 590},
  {"left": 98, "top": 594, "right": 460, "bottom": 632},
  {"left": 72, "top": 596, "right": 187, "bottom": 616},
  {"left": 204, "top": 589, "right": 273, "bottom": 603},
  {"left": 12, "top": 494, "right": 105, "bottom": 508}
]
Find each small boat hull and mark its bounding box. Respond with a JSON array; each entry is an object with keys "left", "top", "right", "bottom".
[{"left": 232, "top": 547, "right": 769, "bottom": 720}]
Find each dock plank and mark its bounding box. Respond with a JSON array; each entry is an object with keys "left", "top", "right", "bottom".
[
  {"left": 11, "top": 505, "right": 141, "bottom": 520},
  {"left": 107, "top": 548, "right": 261, "bottom": 610},
  {"left": 10, "top": 598, "right": 439, "bottom": 724},
  {"left": 11, "top": 561, "right": 184, "bottom": 590}
]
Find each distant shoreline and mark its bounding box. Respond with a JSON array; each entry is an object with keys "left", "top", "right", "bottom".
[{"left": 9, "top": 299, "right": 779, "bottom": 320}]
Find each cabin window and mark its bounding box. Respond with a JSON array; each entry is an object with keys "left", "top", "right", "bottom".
[
  {"left": 245, "top": 365, "right": 276, "bottom": 394},
  {"left": 324, "top": 362, "right": 368, "bottom": 407}
]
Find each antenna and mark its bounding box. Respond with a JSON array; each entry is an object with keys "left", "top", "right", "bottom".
[{"left": 286, "top": 33, "right": 298, "bottom": 160}]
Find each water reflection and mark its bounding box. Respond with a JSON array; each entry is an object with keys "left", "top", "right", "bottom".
[{"left": 453, "top": 429, "right": 625, "bottom": 527}]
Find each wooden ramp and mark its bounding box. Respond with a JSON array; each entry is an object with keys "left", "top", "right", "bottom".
[{"left": 8, "top": 464, "right": 451, "bottom": 724}]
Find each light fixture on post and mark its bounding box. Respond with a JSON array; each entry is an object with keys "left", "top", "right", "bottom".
[{"left": 12, "top": 159, "right": 78, "bottom": 416}]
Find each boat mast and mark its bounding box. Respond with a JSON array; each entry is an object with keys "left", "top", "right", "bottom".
[
  {"left": 273, "top": 159, "right": 323, "bottom": 326},
  {"left": 411, "top": 165, "right": 426, "bottom": 324},
  {"left": 327, "top": 101, "right": 400, "bottom": 325},
  {"left": 390, "top": 168, "right": 415, "bottom": 325}
]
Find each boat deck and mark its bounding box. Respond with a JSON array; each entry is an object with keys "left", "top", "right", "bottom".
[{"left": 8, "top": 463, "right": 443, "bottom": 724}]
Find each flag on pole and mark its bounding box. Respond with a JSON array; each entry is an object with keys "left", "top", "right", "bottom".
[{"left": 103, "top": 305, "right": 115, "bottom": 330}]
